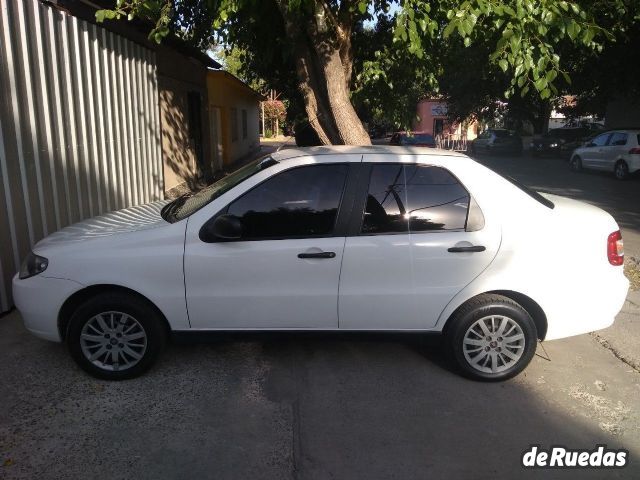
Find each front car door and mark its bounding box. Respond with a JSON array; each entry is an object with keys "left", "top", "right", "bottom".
[
  {"left": 184, "top": 158, "right": 358, "bottom": 329},
  {"left": 338, "top": 156, "right": 501, "bottom": 330},
  {"left": 582, "top": 132, "right": 612, "bottom": 168}
]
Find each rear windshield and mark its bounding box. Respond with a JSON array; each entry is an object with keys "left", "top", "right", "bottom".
[{"left": 482, "top": 164, "right": 555, "bottom": 209}]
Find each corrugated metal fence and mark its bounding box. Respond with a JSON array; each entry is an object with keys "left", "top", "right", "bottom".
[{"left": 0, "top": 0, "right": 163, "bottom": 312}]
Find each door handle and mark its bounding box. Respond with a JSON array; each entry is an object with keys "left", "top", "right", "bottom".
[
  {"left": 447, "top": 245, "right": 486, "bottom": 253},
  {"left": 298, "top": 251, "right": 336, "bottom": 259}
]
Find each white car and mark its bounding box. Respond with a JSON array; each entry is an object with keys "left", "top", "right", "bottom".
[
  {"left": 13, "top": 146, "right": 629, "bottom": 381},
  {"left": 570, "top": 129, "right": 640, "bottom": 179}
]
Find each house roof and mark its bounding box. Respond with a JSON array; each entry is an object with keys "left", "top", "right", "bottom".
[
  {"left": 207, "top": 70, "right": 266, "bottom": 100},
  {"left": 47, "top": 0, "right": 222, "bottom": 69}
]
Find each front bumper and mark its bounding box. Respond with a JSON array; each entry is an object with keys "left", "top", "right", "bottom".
[{"left": 12, "top": 274, "right": 84, "bottom": 342}]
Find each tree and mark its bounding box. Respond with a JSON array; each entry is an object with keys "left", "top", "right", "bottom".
[{"left": 98, "top": 0, "right": 629, "bottom": 145}]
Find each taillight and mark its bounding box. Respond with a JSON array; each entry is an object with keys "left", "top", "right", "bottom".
[
  {"left": 629, "top": 147, "right": 640, "bottom": 154},
  {"left": 607, "top": 230, "right": 624, "bottom": 266}
]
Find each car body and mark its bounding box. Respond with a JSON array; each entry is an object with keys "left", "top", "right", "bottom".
[
  {"left": 530, "top": 127, "right": 591, "bottom": 158},
  {"left": 14, "top": 146, "right": 629, "bottom": 381},
  {"left": 569, "top": 130, "right": 640, "bottom": 180},
  {"left": 389, "top": 131, "right": 436, "bottom": 147},
  {"left": 470, "top": 129, "right": 522, "bottom": 155}
]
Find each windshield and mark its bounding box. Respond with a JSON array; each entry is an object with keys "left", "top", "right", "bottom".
[{"left": 161, "top": 155, "right": 278, "bottom": 223}]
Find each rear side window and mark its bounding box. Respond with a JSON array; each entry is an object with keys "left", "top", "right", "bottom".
[
  {"left": 405, "top": 165, "right": 469, "bottom": 232},
  {"left": 609, "top": 132, "right": 628, "bottom": 146},
  {"left": 227, "top": 164, "right": 348, "bottom": 239},
  {"left": 361, "top": 164, "right": 470, "bottom": 234}
]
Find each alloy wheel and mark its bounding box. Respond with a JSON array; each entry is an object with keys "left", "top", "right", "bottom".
[
  {"left": 79, "top": 311, "right": 148, "bottom": 372},
  {"left": 462, "top": 315, "right": 525, "bottom": 374}
]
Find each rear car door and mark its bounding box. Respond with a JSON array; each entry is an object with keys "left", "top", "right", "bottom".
[
  {"left": 338, "top": 158, "right": 501, "bottom": 329},
  {"left": 605, "top": 132, "right": 629, "bottom": 170}
]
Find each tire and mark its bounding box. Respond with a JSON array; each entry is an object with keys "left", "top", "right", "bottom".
[
  {"left": 614, "top": 160, "right": 629, "bottom": 180},
  {"left": 569, "top": 155, "right": 582, "bottom": 172},
  {"left": 66, "top": 292, "right": 167, "bottom": 380},
  {"left": 445, "top": 294, "right": 538, "bottom": 382}
]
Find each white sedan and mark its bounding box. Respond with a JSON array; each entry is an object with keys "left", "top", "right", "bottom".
[{"left": 13, "top": 146, "right": 629, "bottom": 381}]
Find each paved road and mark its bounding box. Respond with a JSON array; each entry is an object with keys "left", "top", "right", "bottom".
[
  {"left": 473, "top": 152, "right": 640, "bottom": 257},
  {"left": 1, "top": 150, "right": 639, "bottom": 479}
]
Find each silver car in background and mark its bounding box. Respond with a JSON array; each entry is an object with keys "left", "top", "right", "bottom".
[{"left": 569, "top": 130, "right": 640, "bottom": 179}]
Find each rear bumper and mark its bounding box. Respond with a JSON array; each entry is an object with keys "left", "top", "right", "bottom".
[
  {"left": 12, "top": 274, "right": 83, "bottom": 342},
  {"left": 543, "top": 270, "right": 629, "bottom": 341}
]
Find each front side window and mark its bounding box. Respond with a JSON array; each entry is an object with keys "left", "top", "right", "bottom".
[
  {"left": 591, "top": 133, "right": 611, "bottom": 147},
  {"left": 361, "top": 164, "right": 470, "bottom": 234},
  {"left": 226, "top": 164, "right": 348, "bottom": 239}
]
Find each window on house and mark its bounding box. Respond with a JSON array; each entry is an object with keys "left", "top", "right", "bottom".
[
  {"left": 230, "top": 108, "right": 239, "bottom": 142},
  {"left": 242, "top": 109, "right": 248, "bottom": 140}
]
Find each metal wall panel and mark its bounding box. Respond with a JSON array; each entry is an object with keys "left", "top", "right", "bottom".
[{"left": 0, "top": 0, "right": 163, "bottom": 312}]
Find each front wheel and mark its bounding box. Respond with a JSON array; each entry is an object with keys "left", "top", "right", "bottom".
[
  {"left": 446, "top": 294, "right": 538, "bottom": 381},
  {"left": 66, "top": 293, "right": 167, "bottom": 380},
  {"left": 569, "top": 155, "right": 582, "bottom": 172}
]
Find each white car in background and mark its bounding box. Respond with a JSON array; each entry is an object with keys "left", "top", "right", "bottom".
[
  {"left": 570, "top": 129, "right": 640, "bottom": 179},
  {"left": 13, "top": 146, "right": 629, "bottom": 381}
]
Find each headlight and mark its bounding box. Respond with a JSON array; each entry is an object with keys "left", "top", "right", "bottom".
[
  {"left": 550, "top": 143, "right": 558, "bottom": 148},
  {"left": 19, "top": 251, "right": 48, "bottom": 279}
]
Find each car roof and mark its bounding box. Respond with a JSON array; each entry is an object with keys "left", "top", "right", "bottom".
[{"left": 270, "top": 145, "right": 467, "bottom": 163}]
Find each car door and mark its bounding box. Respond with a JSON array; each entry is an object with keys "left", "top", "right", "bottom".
[
  {"left": 582, "top": 132, "right": 611, "bottom": 168},
  {"left": 338, "top": 158, "right": 501, "bottom": 330},
  {"left": 184, "top": 161, "right": 354, "bottom": 329},
  {"left": 605, "top": 132, "right": 629, "bottom": 170}
]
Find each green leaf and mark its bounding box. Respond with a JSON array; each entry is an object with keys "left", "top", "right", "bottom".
[
  {"left": 358, "top": 2, "right": 367, "bottom": 14},
  {"left": 498, "top": 59, "right": 508, "bottom": 72},
  {"left": 95, "top": 9, "right": 106, "bottom": 22}
]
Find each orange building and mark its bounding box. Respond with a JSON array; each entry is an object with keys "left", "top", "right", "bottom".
[{"left": 414, "top": 99, "right": 478, "bottom": 141}]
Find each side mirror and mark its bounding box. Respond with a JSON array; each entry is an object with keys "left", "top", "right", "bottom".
[
  {"left": 586, "top": 142, "right": 596, "bottom": 148},
  {"left": 199, "top": 214, "right": 243, "bottom": 243}
]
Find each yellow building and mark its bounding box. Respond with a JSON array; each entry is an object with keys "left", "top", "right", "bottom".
[{"left": 207, "top": 70, "right": 265, "bottom": 170}]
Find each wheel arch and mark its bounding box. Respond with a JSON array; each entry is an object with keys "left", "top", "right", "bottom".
[
  {"left": 443, "top": 289, "right": 548, "bottom": 340},
  {"left": 58, "top": 284, "right": 171, "bottom": 341}
]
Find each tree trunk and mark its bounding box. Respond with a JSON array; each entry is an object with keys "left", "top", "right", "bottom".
[{"left": 276, "top": 0, "right": 371, "bottom": 145}]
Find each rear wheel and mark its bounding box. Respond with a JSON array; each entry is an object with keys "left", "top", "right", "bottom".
[
  {"left": 614, "top": 160, "right": 629, "bottom": 180},
  {"left": 67, "top": 292, "right": 167, "bottom": 380},
  {"left": 569, "top": 155, "right": 582, "bottom": 172},
  {"left": 446, "top": 294, "right": 538, "bottom": 381}
]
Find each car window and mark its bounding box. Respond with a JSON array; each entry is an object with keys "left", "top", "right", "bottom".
[
  {"left": 361, "top": 164, "right": 408, "bottom": 234},
  {"left": 405, "top": 165, "right": 469, "bottom": 232},
  {"left": 361, "top": 164, "right": 469, "bottom": 234},
  {"left": 609, "top": 132, "right": 628, "bottom": 146},
  {"left": 402, "top": 134, "right": 435, "bottom": 145},
  {"left": 226, "top": 164, "right": 348, "bottom": 239},
  {"left": 591, "top": 133, "right": 611, "bottom": 147}
]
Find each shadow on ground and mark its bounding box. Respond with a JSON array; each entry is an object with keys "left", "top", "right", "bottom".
[{"left": 1, "top": 313, "right": 638, "bottom": 480}]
